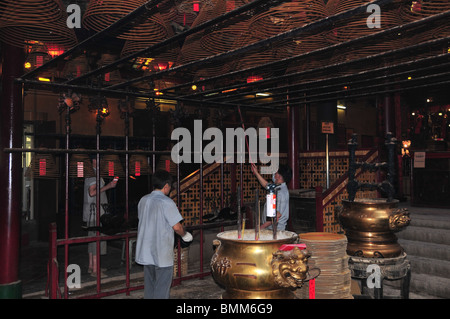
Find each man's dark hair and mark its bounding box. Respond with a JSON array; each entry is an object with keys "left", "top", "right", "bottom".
[
  {"left": 152, "top": 169, "right": 173, "bottom": 190},
  {"left": 277, "top": 164, "right": 292, "bottom": 184}
]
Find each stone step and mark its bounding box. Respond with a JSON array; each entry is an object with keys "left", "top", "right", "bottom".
[
  {"left": 407, "top": 255, "right": 450, "bottom": 279},
  {"left": 399, "top": 239, "right": 450, "bottom": 261},
  {"left": 408, "top": 214, "right": 450, "bottom": 230},
  {"left": 397, "top": 226, "right": 450, "bottom": 245},
  {"left": 409, "top": 273, "right": 450, "bottom": 299}
]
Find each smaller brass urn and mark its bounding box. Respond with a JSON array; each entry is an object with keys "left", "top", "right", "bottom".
[
  {"left": 338, "top": 199, "right": 410, "bottom": 258},
  {"left": 339, "top": 133, "right": 411, "bottom": 258}
]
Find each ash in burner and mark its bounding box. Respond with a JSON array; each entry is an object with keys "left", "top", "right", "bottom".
[{"left": 217, "top": 229, "right": 297, "bottom": 241}]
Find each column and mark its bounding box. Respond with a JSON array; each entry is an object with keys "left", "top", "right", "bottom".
[{"left": 0, "top": 43, "right": 25, "bottom": 298}]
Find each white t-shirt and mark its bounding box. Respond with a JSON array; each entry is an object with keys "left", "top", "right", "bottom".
[{"left": 135, "top": 190, "right": 183, "bottom": 267}]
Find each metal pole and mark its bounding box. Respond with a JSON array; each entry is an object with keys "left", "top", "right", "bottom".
[
  {"left": 0, "top": 43, "right": 24, "bottom": 299},
  {"left": 326, "top": 134, "right": 330, "bottom": 189}
]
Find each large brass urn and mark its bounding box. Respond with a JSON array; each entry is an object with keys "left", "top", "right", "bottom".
[
  {"left": 211, "top": 230, "right": 311, "bottom": 299},
  {"left": 338, "top": 199, "right": 410, "bottom": 258}
]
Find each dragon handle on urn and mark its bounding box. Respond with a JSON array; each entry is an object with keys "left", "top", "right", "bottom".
[
  {"left": 389, "top": 208, "right": 411, "bottom": 231},
  {"left": 271, "top": 247, "right": 317, "bottom": 288}
]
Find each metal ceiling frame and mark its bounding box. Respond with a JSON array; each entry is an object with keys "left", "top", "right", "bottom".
[{"left": 15, "top": 0, "right": 450, "bottom": 111}]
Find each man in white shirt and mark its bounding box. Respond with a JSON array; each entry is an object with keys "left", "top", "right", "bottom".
[
  {"left": 135, "top": 169, "right": 192, "bottom": 299},
  {"left": 251, "top": 164, "right": 292, "bottom": 231}
]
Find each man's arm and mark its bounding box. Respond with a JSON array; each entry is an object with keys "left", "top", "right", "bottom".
[
  {"left": 251, "top": 164, "right": 269, "bottom": 188},
  {"left": 172, "top": 222, "right": 186, "bottom": 237},
  {"left": 89, "top": 180, "right": 118, "bottom": 197}
]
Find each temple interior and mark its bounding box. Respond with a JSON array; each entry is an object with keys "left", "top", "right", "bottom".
[{"left": 0, "top": 0, "right": 449, "bottom": 302}]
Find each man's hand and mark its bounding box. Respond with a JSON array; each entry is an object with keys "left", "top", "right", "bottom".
[{"left": 182, "top": 232, "right": 193, "bottom": 242}]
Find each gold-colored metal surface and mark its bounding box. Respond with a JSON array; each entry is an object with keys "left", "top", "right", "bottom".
[
  {"left": 338, "top": 199, "right": 410, "bottom": 258},
  {"left": 211, "top": 229, "right": 303, "bottom": 299},
  {"left": 271, "top": 247, "right": 310, "bottom": 289}
]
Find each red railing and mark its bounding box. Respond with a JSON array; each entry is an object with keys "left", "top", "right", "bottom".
[{"left": 47, "top": 160, "right": 235, "bottom": 299}]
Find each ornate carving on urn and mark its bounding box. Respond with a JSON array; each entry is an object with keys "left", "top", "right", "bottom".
[{"left": 271, "top": 247, "right": 311, "bottom": 288}]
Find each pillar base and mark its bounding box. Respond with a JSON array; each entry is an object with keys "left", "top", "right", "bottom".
[{"left": 0, "top": 281, "right": 22, "bottom": 299}]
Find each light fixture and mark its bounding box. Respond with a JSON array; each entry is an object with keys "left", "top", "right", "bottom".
[
  {"left": 38, "top": 77, "right": 51, "bottom": 82},
  {"left": 337, "top": 104, "right": 346, "bottom": 110},
  {"left": 256, "top": 92, "right": 270, "bottom": 97},
  {"left": 89, "top": 95, "right": 109, "bottom": 118},
  {"left": 247, "top": 75, "right": 263, "bottom": 83},
  {"left": 58, "top": 91, "right": 81, "bottom": 114},
  {"left": 191, "top": 84, "right": 197, "bottom": 91},
  {"left": 401, "top": 140, "right": 411, "bottom": 157}
]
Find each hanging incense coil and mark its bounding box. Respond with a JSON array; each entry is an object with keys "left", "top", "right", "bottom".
[
  {"left": 129, "top": 152, "right": 153, "bottom": 176},
  {"left": 199, "top": 0, "right": 249, "bottom": 55},
  {"left": 97, "top": 53, "right": 123, "bottom": 84},
  {"left": 100, "top": 153, "right": 125, "bottom": 178},
  {"left": 82, "top": 0, "right": 171, "bottom": 41},
  {"left": 0, "top": 0, "right": 77, "bottom": 48},
  {"left": 69, "top": 153, "right": 95, "bottom": 178},
  {"left": 156, "top": 154, "right": 177, "bottom": 176},
  {"left": 62, "top": 54, "right": 90, "bottom": 80},
  {"left": 399, "top": 0, "right": 450, "bottom": 22},
  {"left": 25, "top": 151, "right": 59, "bottom": 179},
  {"left": 177, "top": 0, "right": 221, "bottom": 75},
  {"left": 325, "top": 0, "right": 404, "bottom": 65},
  {"left": 225, "top": 30, "right": 277, "bottom": 78}
]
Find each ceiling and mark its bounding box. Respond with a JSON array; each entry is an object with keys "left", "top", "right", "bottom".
[{"left": 3, "top": 0, "right": 450, "bottom": 112}]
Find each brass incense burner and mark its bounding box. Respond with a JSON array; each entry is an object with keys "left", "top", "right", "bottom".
[
  {"left": 338, "top": 133, "right": 411, "bottom": 258},
  {"left": 338, "top": 199, "right": 410, "bottom": 258},
  {"left": 211, "top": 230, "right": 311, "bottom": 299}
]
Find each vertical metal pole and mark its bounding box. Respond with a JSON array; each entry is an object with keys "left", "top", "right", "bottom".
[
  {"left": 237, "top": 186, "right": 242, "bottom": 239},
  {"left": 315, "top": 186, "right": 324, "bottom": 232},
  {"left": 64, "top": 103, "right": 71, "bottom": 299},
  {"left": 95, "top": 112, "right": 101, "bottom": 294},
  {"left": 326, "top": 134, "right": 330, "bottom": 189},
  {"left": 0, "top": 43, "right": 24, "bottom": 298},
  {"left": 48, "top": 223, "right": 58, "bottom": 299},
  {"left": 199, "top": 162, "right": 203, "bottom": 274},
  {"left": 255, "top": 189, "right": 259, "bottom": 240},
  {"left": 124, "top": 112, "right": 130, "bottom": 294},
  {"left": 220, "top": 162, "right": 224, "bottom": 210}
]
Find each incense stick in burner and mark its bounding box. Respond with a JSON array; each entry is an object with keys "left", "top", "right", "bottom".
[{"left": 237, "top": 187, "right": 242, "bottom": 239}]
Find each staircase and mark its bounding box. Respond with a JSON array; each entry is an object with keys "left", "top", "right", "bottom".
[{"left": 392, "top": 203, "right": 450, "bottom": 299}]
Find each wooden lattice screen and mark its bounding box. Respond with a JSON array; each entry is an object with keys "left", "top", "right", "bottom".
[{"left": 172, "top": 150, "right": 378, "bottom": 230}]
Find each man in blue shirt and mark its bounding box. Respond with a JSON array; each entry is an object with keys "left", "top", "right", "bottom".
[
  {"left": 251, "top": 164, "right": 292, "bottom": 231},
  {"left": 135, "top": 170, "right": 192, "bottom": 299}
]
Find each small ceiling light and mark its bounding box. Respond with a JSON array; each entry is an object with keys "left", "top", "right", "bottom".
[
  {"left": 337, "top": 104, "right": 346, "bottom": 110},
  {"left": 191, "top": 85, "right": 197, "bottom": 91}
]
